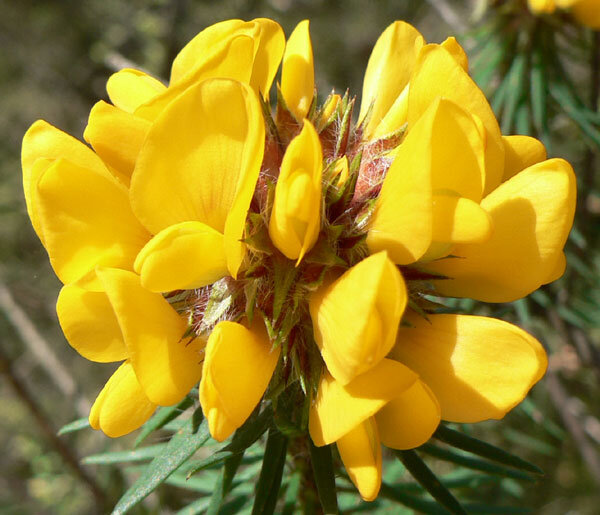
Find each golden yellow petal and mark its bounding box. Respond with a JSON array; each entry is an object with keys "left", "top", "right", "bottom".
[
  {"left": 360, "top": 21, "right": 425, "bottom": 138},
  {"left": 502, "top": 135, "right": 547, "bottom": 182},
  {"left": 269, "top": 119, "right": 322, "bottom": 262},
  {"left": 36, "top": 159, "right": 150, "bottom": 290},
  {"left": 390, "top": 313, "right": 547, "bottom": 423},
  {"left": 376, "top": 379, "right": 441, "bottom": 450},
  {"left": 98, "top": 268, "right": 204, "bottom": 406},
  {"left": 309, "top": 252, "right": 407, "bottom": 384},
  {"left": 106, "top": 68, "right": 166, "bottom": 114},
  {"left": 336, "top": 418, "right": 382, "bottom": 502},
  {"left": 425, "top": 158, "right": 576, "bottom": 302},
  {"left": 281, "top": 20, "right": 315, "bottom": 120},
  {"left": 56, "top": 283, "right": 127, "bottom": 363},
  {"left": 408, "top": 44, "right": 504, "bottom": 195},
  {"left": 130, "top": 78, "right": 264, "bottom": 279},
  {"left": 134, "top": 222, "right": 228, "bottom": 292},
  {"left": 200, "top": 321, "right": 280, "bottom": 442},
  {"left": 84, "top": 100, "right": 151, "bottom": 183},
  {"left": 89, "top": 361, "right": 156, "bottom": 437},
  {"left": 308, "top": 359, "right": 417, "bottom": 446},
  {"left": 431, "top": 194, "right": 493, "bottom": 244},
  {"left": 440, "top": 37, "right": 468, "bottom": 71}
]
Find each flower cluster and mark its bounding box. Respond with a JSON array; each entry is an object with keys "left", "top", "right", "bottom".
[
  {"left": 22, "top": 18, "right": 575, "bottom": 500},
  {"left": 528, "top": 0, "right": 600, "bottom": 28}
]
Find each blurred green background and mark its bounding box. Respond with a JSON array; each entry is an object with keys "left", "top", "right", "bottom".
[{"left": 1, "top": 0, "right": 599, "bottom": 513}]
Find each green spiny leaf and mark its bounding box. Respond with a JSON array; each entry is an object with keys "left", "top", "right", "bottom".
[
  {"left": 57, "top": 417, "right": 90, "bottom": 436},
  {"left": 82, "top": 444, "right": 167, "bottom": 465},
  {"left": 112, "top": 414, "right": 210, "bottom": 514},
  {"left": 251, "top": 427, "right": 288, "bottom": 515},
  {"left": 309, "top": 440, "right": 339, "bottom": 514},
  {"left": 396, "top": 449, "right": 467, "bottom": 515},
  {"left": 434, "top": 425, "right": 544, "bottom": 475},
  {"left": 135, "top": 396, "right": 194, "bottom": 448}
]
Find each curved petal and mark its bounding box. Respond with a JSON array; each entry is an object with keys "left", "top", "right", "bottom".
[
  {"left": 89, "top": 361, "right": 156, "bottom": 438},
  {"left": 431, "top": 194, "right": 493, "bottom": 244},
  {"left": 199, "top": 320, "right": 279, "bottom": 442},
  {"left": 281, "top": 20, "right": 315, "bottom": 120},
  {"left": 269, "top": 119, "right": 322, "bottom": 262},
  {"left": 571, "top": 0, "right": 600, "bottom": 29},
  {"left": 309, "top": 252, "right": 407, "bottom": 384},
  {"left": 84, "top": 101, "right": 151, "bottom": 183},
  {"left": 170, "top": 19, "right": 247, "bottom": 84},
  {"left": 56, "top": 283, "right": 127, "bottom": 363},
  {"left": 309, "top": 359, "right": 417, "bottom": 446},
  {"left": 22, "top": 157, "right": 52, "bottom": 245},
  {"left": 390, "top": 314, "right": 548, "bottom": 423},
  {"left": 106, "top": 68, "right": 166, "bottom": 114},
  {"left": 36, "top": 159, "right": 150, "bottom": 290},
  {"left": 425, "top": 158, "right": 576, "bottom": 302},
  {"left": 502, "top": 135, "right": 547, "bottom": 182},
  {"left": 440, "top": 37, "right": 468, "bottom": 71},
  {"left": 249, "top": 18, "right": 285, "bottom": 97},
  {"left": 131, "top": 78, "right": 264, "bottom": 278},
  {"left": 544, "top": 251, "right": 567, "bottom": 284},
  {"left": 360, "top": 21, "right": 424, "bottom": 138},
  {"left": 336, "top": 418, "right": 382, "bottom": 502},
  {"left": 408, "top": 44, "right": 504, "bottom": 195},
  {"left": 528, "top": 0, "right": 557, "bottom": 13},
  {"left": 134, "top": 221, "right": 228, "bottom": 292},
  {"left": 98, "top": 268, "right": 204, "bottom": 406},
  {"left": 135, "top": 35, "right": 256, "bottom": 121},
  {"left": 22, "top": 120, "right": 109, "bottom": 180},
  {"left": 376, "top": 379, "right": 441, "bottom": 450}
]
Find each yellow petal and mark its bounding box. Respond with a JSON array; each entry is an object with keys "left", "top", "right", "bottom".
[
  {"left": 371, "top": 84, "right": 409, "bottom": 139},
  {"left": 390, "top": 314, "right": 548, "bottom": 423},
  {"left": 134, "top": 222, "right": 228, "bottom": 292},
  {"left": 309, "top": 359, "right": 417, "bottom": 446},
  {"left": 269, "top": 119, "right": 322, "bottom": 262},
  {"left": 528, "top": 0, "right": 556, "bottom": 13},
  {"left": 544, "top": 251, "right": 567, "bottom": 284},
  {"left": 309, "top": 252, "right": 407, "bottom": 384},
  {"left": 22, "top": 121, "right": 112, "bottom": 240},
  {"left": 36, "top": 159, "right": 150, "bottom": 290},
  {"left": 440, "top": 37, "right": 468, "bottom": 71},
  {"left": 200, "top": 320, "right": 280, "bottom": 442},
  {"left": 56, "top": 283, "right": 127, "bottom": 363},
  {"left": 170, "top": 19, "right": 247, "bottom": 84},
  {"left": 249, "top": 18, "right": 285, "bottom": 98},
  {"left": 98, "top": 268, "right": 204, "bottom": 406},
  {"left": 22, "top": 157, "right": 53, "bottom": 245},
  {"left": 572, "top": 0, "right": 600, "bottom": 29},
  {"left": 106, "top": 68, "right": 166, "bottom": 114},
  {"left": 336, "top": 418, "right": 382, "bottom": 502},
  {"left": 502, "top": 135, "right": 547, "bottom": 182},
  {"left": 408, "top": 44, "right": 504, "bottom": 195},
  {"left": 89, "top": 361, "right": 156, "bottom": 437},
  {"left": 281, "top": 20, "right": 315, "bottom": 120},
  {"left": 376, "top": 379, "right": 441, "bottom": 450},
  {"left": 131, "top": 78, "right": 264, "bottom": 278},
  {"left": 360, "top": 21, "right": 425, "bottom": 138},
  {"left": 431, "top": 194, "right": 493, "bottom": 244},
  {"left": 425, "top": 158, "right": 576, "bottom": 302},
  {"left": 84, "top": 101, "right": 151, "bottom": 183},
  {"left": 135, "top": 35, "right": 256, "bottom": 121}
]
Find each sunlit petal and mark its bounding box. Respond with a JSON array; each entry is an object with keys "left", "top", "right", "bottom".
[
  {"left": 431, "top": 194, "right": 493, "bottom": 244},
  {"left": 390, "top": 313, "right": 547, "bottom": 422},
  {"left": 502, "top": 135, "right": 547, "bottom": 182},
  {"left": 106, "top": 68, "right": 166, "bottom": 114}
]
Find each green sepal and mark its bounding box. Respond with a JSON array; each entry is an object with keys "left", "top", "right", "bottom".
[
  {"left": 251, "top": 427, "right": 288, "bottom": 515},
  {"left": 272, "top": 257, "right": 298, "bottom": 322},
  {"left": 334, "top": 96, "right": 355, "bottom": 157},
  {"left": 200, "top": 279, "right": 234, "bottom": 331}
]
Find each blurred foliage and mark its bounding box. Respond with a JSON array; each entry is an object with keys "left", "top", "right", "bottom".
[{"left": 1, "top": 0, "right": 599, "bottom": 513}]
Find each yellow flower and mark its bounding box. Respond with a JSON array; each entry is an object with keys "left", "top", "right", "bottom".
[
  {"left": 528, "top": 0, "right": 600, "bottom": 29},
  {"left": 21, "top": 17, "right": 574, "bottom": 504}
]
